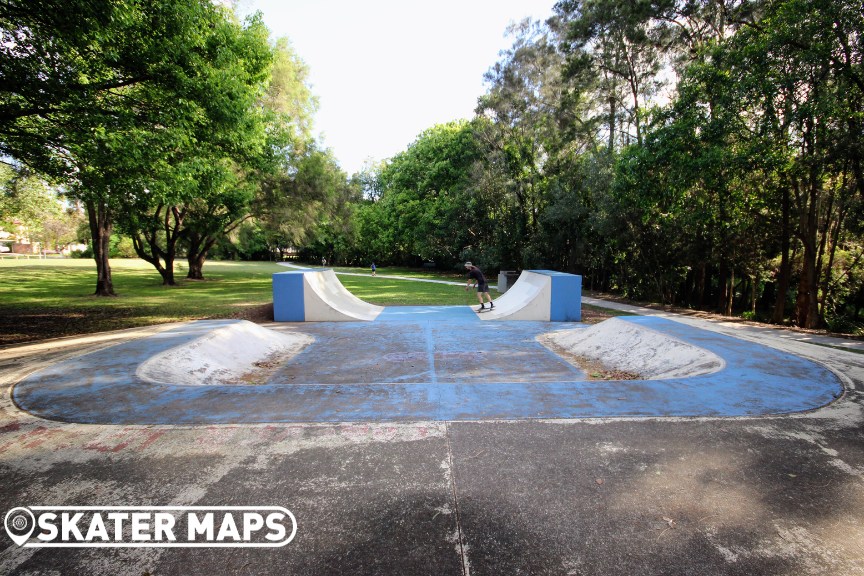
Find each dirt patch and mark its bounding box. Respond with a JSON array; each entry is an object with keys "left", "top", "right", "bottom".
[
  {"left": 235, "top": 349, "right": 297, "bottom": 385},
  {"left": 230, "top": 302, "right": 274, "bottom": 323},
  {"left": 580, "top": 305, "right": 621, "bottom": 325},
  {"left": 0, "top": 306, "right": 148, "bottom": 347},
  {"left": 0, "top": 302, "right": 277, "bottom": 348},
  {"left": 538, "top": 335, "right": 640, "bottom": 381}
]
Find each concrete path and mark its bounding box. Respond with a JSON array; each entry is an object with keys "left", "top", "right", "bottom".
[{"left": 1, "top": 303, "right": 863, "bottom": 575}]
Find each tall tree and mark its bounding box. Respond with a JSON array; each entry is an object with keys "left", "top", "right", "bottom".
[
  {"left": 476, "top": 20, "right": 569, "bottom": 268},
  {"left": 555, "top": 0, "right": 670, "bottom": 148},
  {"left": 0, "top": 0, "right": 271, "bottom": 294},
  {"left": 370, "top": 121, "right": 483, "bottom": 268}
]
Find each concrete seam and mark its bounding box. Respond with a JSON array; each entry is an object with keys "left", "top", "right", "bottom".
[
  {"left": 425, "top": 323, "right": 438, "bottom": 385},
  {"left": 445, "top": 421, "right": 469, "bottom": 576}
]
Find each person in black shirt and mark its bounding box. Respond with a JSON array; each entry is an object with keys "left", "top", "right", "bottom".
[{"left": 464, "top": 262, "right": 494, "bottom": 311}]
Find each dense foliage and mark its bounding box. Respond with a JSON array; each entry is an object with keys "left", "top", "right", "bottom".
[
  {"left": 0, "top": 0, "right": 336, "bottom": 291},
  {"left": 312, "top": 0, "right": 863, "bottom": 330},
  {"left": 2, "top": 0, "right": 862, "bottom": 330}
]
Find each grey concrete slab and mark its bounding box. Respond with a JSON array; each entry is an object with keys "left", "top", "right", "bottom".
[
  {"left": 446, "top": 418, "right": 864, "bottom": 575},
  {"left": 1, "top": 311, "right": 863, "bottom": 575}
]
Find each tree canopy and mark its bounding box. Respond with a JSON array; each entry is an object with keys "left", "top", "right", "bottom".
[{"left": 3, "top": 0, "right": 863, "bottom": 331}]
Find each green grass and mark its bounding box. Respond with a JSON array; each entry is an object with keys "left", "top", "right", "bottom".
[
  {"left": 0, "top": 258, "right": 283, "bottom": 316},
  {"left": 0, "top": 259, "right": 471, "bottom": 345},
  {"left": 329, "top": 264, "right": 465, "bottom": 282},
  {"left": 338, "top": 275, "right": 475, "bottom": 306}
]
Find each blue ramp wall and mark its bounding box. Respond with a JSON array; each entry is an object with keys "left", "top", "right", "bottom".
[
  {"left": 530, "top": 270, "right": 582, "bottom": 322},
  {"left": 273, "top": 271, "right": 306, "bottom": 322}
]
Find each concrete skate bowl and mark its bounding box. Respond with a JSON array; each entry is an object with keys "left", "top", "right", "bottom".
[{"left": 11, "top": 315, "right": 843, "bottom": 425}]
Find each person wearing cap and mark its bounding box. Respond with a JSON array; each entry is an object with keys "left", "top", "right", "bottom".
[{"left": 464, "top": 262, "right": 494, "bottom": 311}]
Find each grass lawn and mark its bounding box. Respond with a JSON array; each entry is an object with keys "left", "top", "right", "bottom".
[
  {"left": 328, "top": 264, "right": 466, "bottom": 282},
  {"left": 0, "top": 259, "right": 472, "bottom": 345},
  {"left": 338, "top": 274, "right": 476, "bottom": 306}
]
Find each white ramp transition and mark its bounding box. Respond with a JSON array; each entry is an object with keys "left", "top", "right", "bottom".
[
  {"left": 273, "top": 269, "right": 384, "bottom": 322},
  {"left": 137, "top": 320, "right": 314, "bottom": 385},
  {"left": 538, "top": 317, "right": 724, "bottom": 379},
  {"left": 481, "top": 270, "right": 582, "bottom": 321}
]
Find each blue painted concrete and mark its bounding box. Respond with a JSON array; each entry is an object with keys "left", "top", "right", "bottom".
[
  {"left": 12, "top": 314, "right": 842, "bottom": 425},
  {"left": 533, "top": 270, "right": 582, "bottom": 322},
  {"left": 272, "top": 270, "right": 309, "bottom": 322},
  {"left": 376, "top": 305, "right": 479, "bottom": 323}
]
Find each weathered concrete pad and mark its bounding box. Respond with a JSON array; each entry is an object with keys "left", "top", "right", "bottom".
[
  {"left": 0, "top": 316, "right": 862, "bottom": 575},
  {"left": 447, "top": 418, "right": 864, "bottom": 576},
  {"left": 0, "top": 420, "right": 461, "bottom": 575},
  {"left": 11, "top": 316, "right": 843, "bottom": 424}
]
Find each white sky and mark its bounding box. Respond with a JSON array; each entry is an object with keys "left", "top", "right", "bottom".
[{"left": 237, "top": 0, "right": 557, "bottom": 175}]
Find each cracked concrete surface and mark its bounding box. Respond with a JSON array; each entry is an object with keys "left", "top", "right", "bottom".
[{"left": 1, "top": 309, "right": 863, "bottom": 575}]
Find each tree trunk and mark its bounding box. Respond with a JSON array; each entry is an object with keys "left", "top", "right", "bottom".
[
  {"left": 795, "top": 179, "right": 821, "bottom": 328},
  {"left": 86, "top": 199, "right": 116, "bottom": 296},
  {"left": 608, "top": 95, "right": 616, "bottom": 152},
  {"left": 725, "top": 269, "right": 734, "bottom": 316},
  {"left": 750, "top": 273, "right": 759, "bottom": 315},
  {"left": 717, "top": 262, "right": 728, "bottom": 314},
  {"left": 128, "top": 205, "right": 182, "bottom": 286},
  {"left": 186, "top": 231, "right": 218, "bottom": 280},
  {"left": 818, "top": 174, "right": 851, "bottom": 322},
  {"left": 772, "top": 187, "right": 792, "bottom": 323},
  {"left": 187, "top": 253, "right": 206, "bottom": 280}
]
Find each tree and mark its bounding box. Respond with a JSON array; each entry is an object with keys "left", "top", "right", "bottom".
[
  {"left": 366, "top": 121, "right": 483, "bottom": 268},
  {"left": 475, "top": 20, "right": 572, "bottom": 268},
  {"left": 0, "top": 0, "right": 271, "bottom": 294},
  {"left": 555, "top": 0, "right": 671, "bottom": 148},
  {"left": 0, "top": 162, "right": 84, "bottom": 253},
  {"left": 722, "top": 0, "right": 864, "bottom": 327}
]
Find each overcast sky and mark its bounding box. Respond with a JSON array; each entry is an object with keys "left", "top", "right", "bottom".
[{"left": 237, "top": 0, "right": 557, "bottom": 175}]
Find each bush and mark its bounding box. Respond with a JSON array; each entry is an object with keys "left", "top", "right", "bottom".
[{"left": 825, "top": 315, "right": 863, "bottom": 335}]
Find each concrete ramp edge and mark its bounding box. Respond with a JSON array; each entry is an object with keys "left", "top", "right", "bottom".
[
  {"left": 136, "top": 320, "right": 313, "bottom": 385},
  {"left": 539, "top": 317, "right": 725, "bottom": 379},
  {"left": 304, "top": 269, "right": 384, "bottom": 321},
  {"left": 481, "top": 270, "right": 581, "bottom": 321}
]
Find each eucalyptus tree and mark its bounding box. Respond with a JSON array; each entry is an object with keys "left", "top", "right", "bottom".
[
  {"left": 684, "top": 0, "right": 862, "bottom": 327},
  {"left": 475, "top": 19, "right": 573, "bottom": 268},
  {"left": 608, "top": 0, "right": 863, "bottom": 325},
  {"left": 246, "top": 40, "right": 331, "bottom": 265},
  {"left": 554, "top": 0, "right": 672, "bottom": 149}
]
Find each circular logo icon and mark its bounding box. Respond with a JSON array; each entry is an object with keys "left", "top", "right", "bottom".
[{"left": 4, "top": 507, "right": 35, "bottom": 546}]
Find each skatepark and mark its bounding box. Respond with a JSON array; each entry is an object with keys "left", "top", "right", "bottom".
[{"left": 1, "top": 269, "right": 863, "bottom": 575}]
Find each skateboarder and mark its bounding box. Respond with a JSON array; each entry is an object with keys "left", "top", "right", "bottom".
[{"left": 464, "top": 262, "right": 494, "bottom": 311}]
